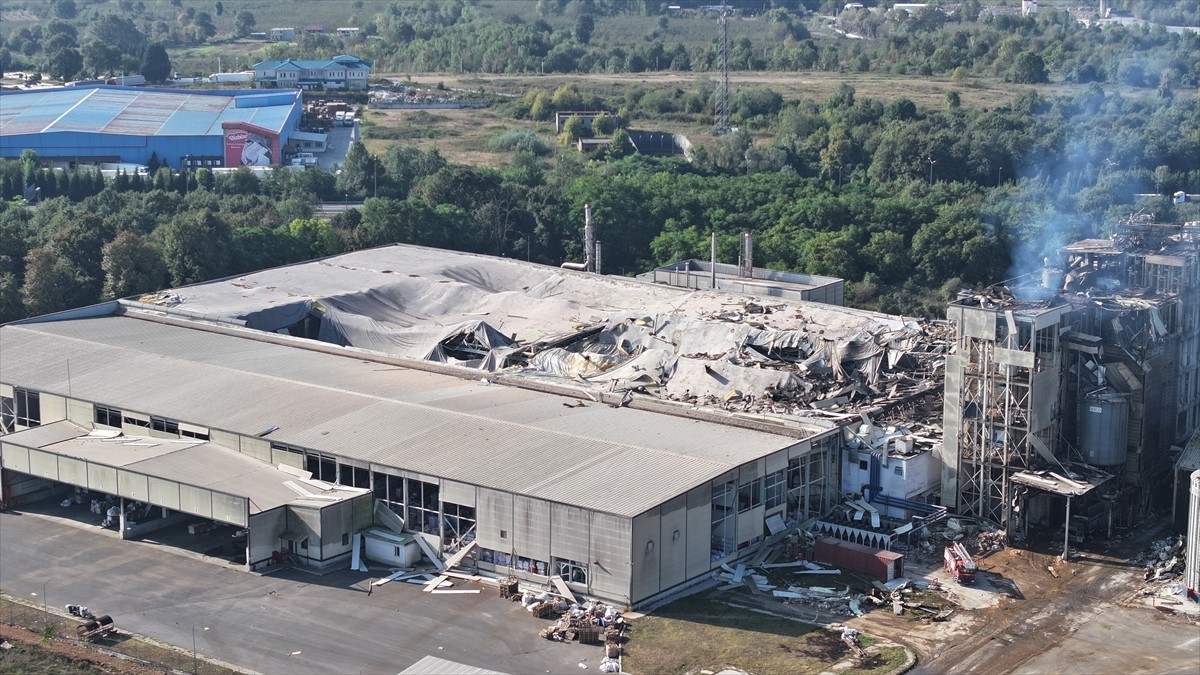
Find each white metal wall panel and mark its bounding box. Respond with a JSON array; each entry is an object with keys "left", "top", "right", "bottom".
[
  {"left": 321, "top": 501, "right": 353, "bottom": 558},
  {"left": 658, "top": 495, "right": 687, "bottom": 590},
  {"left": 441, "top": 480, "right": 476, "bottom": 507},
  {"left": 352, "top": 493, "right": 373, "bottom": 531},
  {"left": 513, "top": 495, "right": 551, "bottom": 563},
  {"left": 964, "top": 309, "right": 994, "bottom": 339},
  {"left": 685, "top": 483, "right": 712, "bottom": 578},
  {"left": 117, "top": 470, "right": 149, "bottom": 501},
  {"left": 39, "top": 394, "right": 66, "bottom": 425},
  {"left": 179, "top": 422, "right": 209, "bottom": 437},
  {"left": 249, "top": 507, "right": 285, "bottom": 565},
  {"left": 272, "top": 446, "right": 305, "bottom": 470},
  {"left": 66, "top": 398, "right": 92, "bottom": 426},
  {"left": 211, "top": 429, "right": 242, "bottom": 453},
  {"left": 148, "top": 476, "right": 179, "bottom": 510},
  {"left": 630, "top": 510, "right": 661, "bottom": 603},
  {"left": 2, "top": 443, "right": 30, "bottom": 473},
  {"left": 0, "top": 383, "right": 11, "bottom": 398},
  {"left": 739, "top": 459, "right": 764, "bottom": 483},
  {"left": 240, "top": 436, "right": 271, "bottom": 463},
  {"left": 289, "top": 505, "right": 322, "bottom": 556},
  {"left": 550, "top": 503, "right": 591, "bottom": 563},
  {"left": 88, "top": 463, "right": 118, "bottom": 493},
  {"left": 179, "top": 484, "right": 213, "bottom": 518},
  {"left": 765, "top": 449, "right": 788, "bottom": 474},
  {"left": 57, "top": 456, "right": 87, "bottom": 485},
  {"left": 121, "top": 412, "right": 149, "bottom": 435},
  {"left": 27, "top": 449, "right": 59, "bottom": 480},
  {"left": 590, "top": 511, "right": 632, "bottom": 604},
  {"left": 737, "top": 506, "right": 764, "bottom": 545},
  {"left": 211, "top": 492, "right": 247, "bottom": 526},
  {"left": 476, "top": 488, "right": 513, "bottom": 552}
]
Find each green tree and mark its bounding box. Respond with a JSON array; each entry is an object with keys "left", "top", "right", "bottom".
[
  {"left": 1008, "top": 52, "right": 1047, "bottom": 84},
  {"left": 140, "top": 42, "right": 171, "bottom": 83},
  {"left": 47, "top": 47, "right": 83, "bottom": 81},
  {"left": 336, "top": 142, "right": 373, "bottom": 199},
  {"left": 52, "top": 0, "right": 78, "bottom": 19},
  {"left": 574, "top": 15, "right": 595, "bottom": 44},
  {"left": 288, "top": 219, "right": 346, "bottom": 258},
  {"left": 21, "top": 248, "right": 96, "bottom": 316},
  {"left": 233, "top": 10, "right": 257, "bottom": 38},
  {"left": 159, "top": 210, "right": 231, "bottom": 285},
  {"left": 101, "top": 231, "right": 169, "bottom": 299}
]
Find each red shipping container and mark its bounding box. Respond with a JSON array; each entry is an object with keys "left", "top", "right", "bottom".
[{"left": 814, "top": 537, "right": 904, "bottom": 581}]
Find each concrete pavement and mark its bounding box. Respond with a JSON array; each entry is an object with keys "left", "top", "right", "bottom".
[{"left": 0, "top": 509, "right": 600, "bottom": 674}]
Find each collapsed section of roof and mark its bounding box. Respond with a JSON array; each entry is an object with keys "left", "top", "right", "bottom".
[{"left": 127, "top": 245, "right": 951, "bottom": 421}]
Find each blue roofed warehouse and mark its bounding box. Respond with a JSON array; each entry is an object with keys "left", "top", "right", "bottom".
[{"left": 0, "top": 86, "right": 304, "bottom": 169}]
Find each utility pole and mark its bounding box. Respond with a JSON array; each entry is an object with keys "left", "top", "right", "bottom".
[{"left": 927, "top": 156, "right": 936, "bottom": 185}]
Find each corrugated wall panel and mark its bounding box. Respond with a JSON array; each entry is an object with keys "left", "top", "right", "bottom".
[
  {"left": 66, "top": 398, "right": 92, "bottom": 426},
  {"left": 590, "top": 512, "right": 632, "bottom": 605},
  {"left": 179, "top": 484, "right": 212, "bottom": 518},
  {"left": 512, "top": 495, "right": 550, "bottom": 564},
  {"left": 476, "top": 488, "right": 513, "bottom": 552},
  {"left": 2, "top": 444, "right": 30, "bottom": 473},
  {"left": 58, "top": 456, "right": 87, "bottom": 485},
  {"left": 441, "top": 480, "right": 475, "bottom": 507},
  {"left": 27, "top": 449, "right": 59, "bottom": 480},
  {"left": 321, "top": 501, "right": 354, "bottom": 559},
  {"left": 239, "top": 435, "right": 272, "bottom": 464},
  {"left": 658, "top": 495, "right": 687, "bottom": 590},
  {"left": 211, "top": 492, "right": 246, "bottom": 526},
  {"left": 289, "top": 505, "right": 322, "bottom": 558},
  {"left": 88, "top": 463, "right": 117, "bottom": 493},
  {"left": 117, "top": 469, "right": 149, "bottom": 501},
  {"left": 550, "top": 503, "right": 590, "bottom": 563},
  {"left": 685, "top": 483, "right": 711, "bottom": 578},
  {"left": 40, "top": 394, "right": 67, "bottom": 425},
  {"left": 249, "top": 507, "right": 285, "bottom": 565},
  {"left": 630, "top": 511, "right": 661, "bottom": 603},
  {"left": 148, "top": 476, "right": 179, "bottom": 509}
]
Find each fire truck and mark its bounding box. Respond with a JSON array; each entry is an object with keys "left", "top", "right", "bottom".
[{"left": 944, "top": 542, "right": 977, "bottom": 584}]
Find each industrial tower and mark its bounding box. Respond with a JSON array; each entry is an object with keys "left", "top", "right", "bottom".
[{"left": 713, "top": 7, "right": 731, "bottom": 136}]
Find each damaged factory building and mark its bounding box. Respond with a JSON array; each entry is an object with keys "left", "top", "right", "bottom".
[
  {"left": 0, "top": 215, "right": 1196, "bottom": 609},
  {"left": 941, "top": 217, "right": 1199, "bottom": 551}
]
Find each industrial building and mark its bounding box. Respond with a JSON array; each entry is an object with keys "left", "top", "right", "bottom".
[
  {"left": 939, "top": 218, "right": 1199, "bottom": 546},
  {"left": 3, "top": 245, "right": 904, "bottom": 608},
  {"left": 252, "top": 55, "right": 371, "bottom": 90},
  {"left": 0, "top": 86, "right": 304, "bottom": 169}
]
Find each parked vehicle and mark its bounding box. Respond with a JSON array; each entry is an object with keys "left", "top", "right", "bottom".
[{"left": 944, "top": 542, "right": 977, "bottom": 584}]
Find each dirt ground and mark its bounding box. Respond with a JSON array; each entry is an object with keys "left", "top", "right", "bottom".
[{"left": 0, "top": 624, "right": 165, "bottom": 675}]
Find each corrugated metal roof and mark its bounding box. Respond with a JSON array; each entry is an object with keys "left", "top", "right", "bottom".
[
  {"left": 399, "top": 655, "right": 504, "bottom": 675},
  {"left": 0, "top": 316, "right": 797, "bottom": 517},
  {"left": 3, "top": 421, "right": 363, "bottom": 514},
  {"left": 0, "top": 86, "right": 297, "bottom": 138}
]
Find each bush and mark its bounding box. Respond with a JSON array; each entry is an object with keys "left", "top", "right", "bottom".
[{"left": 486, "top": 129, "right": 552, "bottom": 156}]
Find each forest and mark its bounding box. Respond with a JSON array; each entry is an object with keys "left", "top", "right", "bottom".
[{"left": 0, "top": 0, "right": 1197, "bottom": 324}]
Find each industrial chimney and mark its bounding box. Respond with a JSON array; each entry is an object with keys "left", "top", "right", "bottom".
[{"left": 561, "top": 204, "right": 597, "bottom": 273}]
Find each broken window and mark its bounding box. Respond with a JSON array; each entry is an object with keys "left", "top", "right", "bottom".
[
  {"left": 1, "top": 396, "right": 14, "bottom": 433},
  {"left": 150, "top": 416, "right": 179, "bottom": 434},
  {"left": 14, "top": 389, "right": 40, "bottom": 428},
  {"left": 301, "top": 450, "right": 337, "bottom": 482},
  {"left": 554, "top": 557, "right": 588, "bottom": 585},
  {"left": 738, "top": 480, "right": 761, "bottom": 512},
  {"left": 442, "top": 502, "right": 475, "bottom": 545},
  {"left": 406, "top": 479, "right": 440, "bottom": 536},
  {"left": 764, "top": 469, "right": 787, "bottom": 509},
  {"left": 123, "top": 413, "right": 150, "bottom": 428},
  {"left": 711, "top": 480, "right": 736, "bottom": 560},
  {"left": 94, "top": 405, "right": 122, "bottom": 428},
  {"left": 517, "top": 556, "right": 548, "bottom": 575}
]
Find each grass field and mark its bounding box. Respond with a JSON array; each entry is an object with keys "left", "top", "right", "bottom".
[{"left": 623, "top": 596, "right": 908, "bottom": 675}]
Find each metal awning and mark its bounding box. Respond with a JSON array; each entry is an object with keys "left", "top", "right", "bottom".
[{"left": 1012, "top": 466, "right": 1113, "bottom": 497}]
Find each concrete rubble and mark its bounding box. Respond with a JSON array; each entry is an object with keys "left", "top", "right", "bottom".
[{"left": 1136, "top": 535, "right": 1186, "bottom": 582}]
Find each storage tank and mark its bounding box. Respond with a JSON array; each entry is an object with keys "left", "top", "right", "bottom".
[
  {"left": 1079, "top": 391, "right": 1128, "bottom": 466},
  {"left": 1186, "top": 469, "right": 1200, "bottom": 600}
]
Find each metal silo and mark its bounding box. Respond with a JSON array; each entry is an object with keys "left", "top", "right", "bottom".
[
  {"left": 1187, "top": 470, "right": 1200, "bottom": 599},
  {"left": 1079, "top": 390, "right": 1129, "bottom": 466}
]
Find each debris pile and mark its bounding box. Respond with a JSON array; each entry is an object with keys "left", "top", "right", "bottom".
[
  {"left": 714, "top": 558, "right": 870, "bottom": 617},
  {"left": 865, "top": 578, "right": 954, "bottom": 621},
  {"left": 1137, "top": 535, "right": 1186, "bottom": 582}
]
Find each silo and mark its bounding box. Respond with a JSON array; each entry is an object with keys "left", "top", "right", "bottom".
[
  {"left": 1079, "top": 391, "right": 1128, "bottom": 466},
  {"left": 1186, "top": 470, "right": 1200, "bottom": 599}
]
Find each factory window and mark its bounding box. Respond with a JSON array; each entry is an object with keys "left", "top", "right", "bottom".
[
  {"left": 479, "top": 548, "right": 510, "bottom": 566},
  {"left": 123, "top": 414, "right": 150, "bottom": 428},
  {"left": 764, "top": 469, "right": 787, "bottom": 509},
  {"left": 179, "top": 425, "right": 209, "bottom": 441},
  {"left": 406, "top": 479, "right": 440, "bottom": 536},
  {"left": 711, "top": 480, "right": 736, "bottom": 560},
  {"left": 14, "top": 389, "right": 40, "bottom": 428},
  {"left": 442, "top": 502, "right": 475, "bottom": 546},
  {"left": 150, "top": 416, "right": 179, "bottom": 434},
  {"left": 339, "top": 465, "right": 369, "bottom": 488},
  {"left": 94, "top": 405, "right": 122, "bottom": 428},
  {"left": 858, "top": 459, "right": 868, "bottom": 471},
  {"left": 0, "top": 396, "right": 13, "bottom": 432},
  {"left": 894, "top": 465, "right": 904, "bottom": 477},
  {"left": 342, "top": 533, "right": 349, "bottom": 546},
  {"left": 738, "top": 480, "right": 761, "bottom": 512},
  {"left": 301, "top": 450, "right": 336, "bottom": 482},
  {"left": 554, "top": 558, "right": 588, "bottom": 586},
  {"left": 1036, "top": 327, "right": 1056, "bottom": 355},
  {"left": 516, "top": 556, "right": 548, "bottom": 576}
]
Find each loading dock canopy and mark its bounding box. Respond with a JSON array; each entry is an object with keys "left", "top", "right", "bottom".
[{"left": 0, "top": 421, "right": 366, "bottom": 526}]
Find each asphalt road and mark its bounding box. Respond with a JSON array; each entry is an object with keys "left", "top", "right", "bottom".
[{"left": 0, "top": 509, "right": 600, "bottom": 674}]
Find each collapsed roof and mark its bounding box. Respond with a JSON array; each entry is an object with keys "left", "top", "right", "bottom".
[{"left": 130, "top": 244, "right": 951, "bottom": 430}]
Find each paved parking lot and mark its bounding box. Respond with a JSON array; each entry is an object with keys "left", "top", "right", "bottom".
[{"left": 0, "top": 509, "right": 601, "bottom": 674}]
